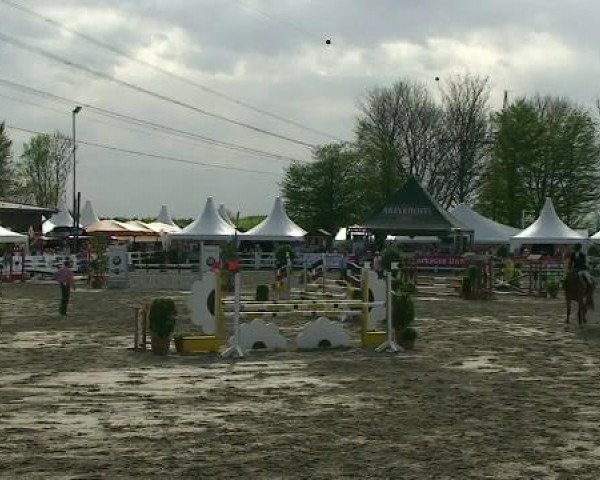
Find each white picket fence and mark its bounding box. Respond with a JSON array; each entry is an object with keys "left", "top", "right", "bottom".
[
  {"left": 19, "top": 255, "right": 85, "bottom": 277},
  {"left": 127, "top": 251, "right": 346, "bottom": 271},
  {"left": 4, "top": 252, "right": 345, "bottom": 280}
]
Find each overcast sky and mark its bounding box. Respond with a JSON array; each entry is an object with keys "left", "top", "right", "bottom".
[{"left": 1, "top": 0, "right": 599, "bottom": 219}]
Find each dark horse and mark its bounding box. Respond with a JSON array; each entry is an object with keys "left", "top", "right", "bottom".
[{"left": 565, "top": 270, "right": 595, "bottom": 325}]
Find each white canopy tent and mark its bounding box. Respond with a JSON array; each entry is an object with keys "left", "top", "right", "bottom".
[
  {"left": 591, "top": 230, "right": 600, "bottom": 242},
  {"left": 118, "top": 221, "right": 154, "bottom": 233},
  {"left": 80, "top": 200, "right": 100, "bottom": 228},
  {"left": 0, "top": 225, "right": 27, "bottom": 244},
  {"left": 169, "top": 197, "right": 237, "bottom": 241},
  {"left": 85, "top": 219, "right": 133, "bottom": 235},
  {"left": 145, "top": 205, "right": 181, "bottom": 233},
  {"left": 451, "top": 203, "right": 521, "bottom": 244},
  {"left": 242, "top": 197, "right": 306, "bottom": 242},
  {"left": 42, "top": 199, "right": 79, "bottom": 234},
  {"left": 334, "top": 228, "right": 347, "bottom": 242},
  {"left": 155, "top": 205, "right": 176, "bottom": 226},
  {"left": 510, "top": 198, "right": 588, "bottom": 251},
  {"left": 218, "top": 204, "right": 236, "bottom": 228}
]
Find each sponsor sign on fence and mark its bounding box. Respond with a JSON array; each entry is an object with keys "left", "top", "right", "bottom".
[{"left": 415, "top": 255, "right": 468, "bottom": 268}]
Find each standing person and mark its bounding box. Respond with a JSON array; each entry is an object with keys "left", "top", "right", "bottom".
[
  {"left": 373, "top": 251, "right": 383, "bottom": 278},
  {"left": 54, "top": 260, "right": 75, "bottom": 315}
]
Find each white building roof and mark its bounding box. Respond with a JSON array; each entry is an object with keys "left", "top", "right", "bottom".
[
  {"left": 169, "top": 197, "right": 237, "bottom": 241},
  {"left": 451, "top": 203, "right": 521, "bottom": 244},
  {"left": 510, "top": 198, "right": 587, "bottom": 247},
  {"left": 242, "top": 197, "right": 306, "bottom": 241}
]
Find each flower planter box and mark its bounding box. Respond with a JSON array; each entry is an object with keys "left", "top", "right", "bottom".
[
  {"left": 151, "top": 336, "right": 171, "bottom": 355},
  {"left": 174, "top": 335, "right": 222, "bottom": 354},
  {"left": 361, "top": 330, "right": 387, "bottom": 348}
]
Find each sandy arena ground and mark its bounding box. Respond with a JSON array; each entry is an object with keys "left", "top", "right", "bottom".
[{"left": 2, "top": 276, "right": 600, "bottom": 479}]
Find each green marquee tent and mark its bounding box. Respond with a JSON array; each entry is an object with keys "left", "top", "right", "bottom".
[{"left": 361, "top": 177, "right": 472, "bottom": 238}]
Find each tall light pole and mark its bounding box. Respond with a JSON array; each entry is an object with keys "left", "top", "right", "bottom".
[{"left": 72, "top": 106, "right": 82, "bottom": 254}]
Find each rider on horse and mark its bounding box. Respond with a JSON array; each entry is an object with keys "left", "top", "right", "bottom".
[{"left": 569, "top": 244, "right": 593, "bottom": 288}]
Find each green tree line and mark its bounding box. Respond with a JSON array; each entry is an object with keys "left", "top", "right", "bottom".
[
  {"left": 0, "top": 122, "right": 73, "bottom": 208},
  {"left": 282, "top": 75, "right": 600, "bottom": 232}
]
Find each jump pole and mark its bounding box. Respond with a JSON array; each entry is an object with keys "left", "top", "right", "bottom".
[
  {"left": 221, "top": 272, "right": 245, "bottom": 358},
  {"left": 322, "top": 253, "right": 326, "bottom": 293},
  {"left": 375, "top": 271, "right": 401, "bottom": 353},
  {"left": 303, "top": 255, "right": 307, "bottom": 289},
  {"left": 286, "top": 252, "right": 291, "bottom": 294}
]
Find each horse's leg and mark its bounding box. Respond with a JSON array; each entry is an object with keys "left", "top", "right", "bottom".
[
  {"left": 586, "top": 283, "right": 595, "bottom": 311},
  {"left": 578, "top": 300, "right": 585, "bottom": 325},
  {"left": 566, "top": 297, "right": 571, "bottom": 324}
]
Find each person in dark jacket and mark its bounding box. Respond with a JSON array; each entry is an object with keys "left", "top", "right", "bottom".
[{"left": 54, "top": 260, "right": 75, "bottom": 315}]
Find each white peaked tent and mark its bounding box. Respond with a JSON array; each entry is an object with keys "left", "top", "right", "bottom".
[
  {"left": 218, "top": 204, "right": 236, "bottom": 228},
  {"left": 451, "top": 204, "right": 521, "bottom": 244},
  {"left": 80, "top": 200, "right": 100, "bottom": 228},
  {"left": 42, "top": 199, "right": 79, "bottom": 234},
  {"left": 156, "top": 205, "right": 176, "bottom": 226},
  {"left": 334, "top": 228, "right": 347, "bottom": 242},
  {"left": 169, "top": 197, "right": 237, "bottom": 241},
  {"left": 510, "top": 198, "right": 587, "bottom": 251},
  {"left": 0, "top": 225, "right": 27, "bottom": 244},
  {"left": 145, "top": 205, "right": 181, "bottom": 233},
  {"left": 243, "top": 197, "right": 306, "bottom": 241}
]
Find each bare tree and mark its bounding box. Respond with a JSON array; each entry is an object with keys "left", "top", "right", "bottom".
[
  {"left": 16, "top": 131, "right": 73, "bottom": 208},
  {"left": 356, "top": 79, "right": 448, "bottom": 207},
  {"left": 439, "top": 74, "right": 491, "bottom": 206}
]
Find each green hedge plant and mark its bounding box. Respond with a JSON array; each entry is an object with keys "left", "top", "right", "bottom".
[
  {"left": 255, "top": 284, "right": 269, "bottom": 301},
  {"left": 392, "top": 291, "right": 415, "bottom": 331},
  {"left": 148, "top": 298, "right": 177, "bottom": 338}
]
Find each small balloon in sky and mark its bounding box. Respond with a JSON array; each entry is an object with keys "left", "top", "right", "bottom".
[
  {"left": 435, "top": 76, "right": 440, "bottom": 81},
  {"left": 325, "top": 39, "right": 331, "bottom": 45}
]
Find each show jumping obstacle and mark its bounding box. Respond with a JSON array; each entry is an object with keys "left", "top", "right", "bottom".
[{"left": 186, "top": 264, "right": 399, "bottom": 357}]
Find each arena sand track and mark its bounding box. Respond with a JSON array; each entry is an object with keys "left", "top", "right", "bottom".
[{"left": 1, "top": 279, "right": 600, "bottom": 479}]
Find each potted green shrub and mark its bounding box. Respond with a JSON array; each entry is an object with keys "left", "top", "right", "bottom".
[
  {"left": 255, "top": 284, "right": 269, "bottom": 301},
  {"left": 148, "top": 297, "right": 177, "bottom": 355},
  {"left": 399, "top": 326, "right": 417, "bottom": 350},
  {"left": 546, "top": 277, "right": 560, "bottom": 299},
  {"left": 399, "top": 281, "right": 417, "bottom": 295},
  {"left": 392, "top": 291, "right": 415, "bottom": 347},
  {"left": 174, "top": 334, "right": 184, "bottom": 353},
  {"left": 381, "top": 245, "right": 402, "bottom": 272},
  {"left": 460, "top": 275, "right": 472, "bottom": 297}
]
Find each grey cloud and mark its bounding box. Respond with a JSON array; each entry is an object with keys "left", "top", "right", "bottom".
[{"left": 1, "top": 0, "right": 600, "bottom": 217}]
